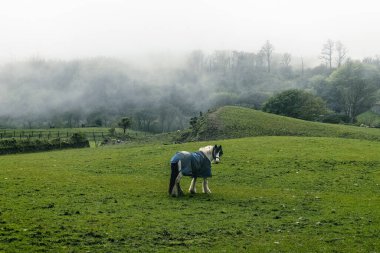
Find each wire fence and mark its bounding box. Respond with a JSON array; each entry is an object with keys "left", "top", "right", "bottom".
[{"left": 0, "top": 130, "right": 109, "bottom": 143}]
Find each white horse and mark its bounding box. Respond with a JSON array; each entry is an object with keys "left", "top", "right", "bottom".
[{"left": 169, "top": 145, "right": 223, "bottom": 197}]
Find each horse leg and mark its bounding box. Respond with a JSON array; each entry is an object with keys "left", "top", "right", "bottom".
[
  {"left": 202, "top": 178, "right": 211, "bottom": 194},
  {"left": 177, "top": 180, "right": 184, "bottom": 196},
  {"left": 189, "top": 177, "right": 197, "bottom": 194},
  {"left": 171, "top": 160, "right": 183, "bottom": 197},
  {"left": 172, "top": 172, "right": 183, "bottom": 197},
  {"left": 169, "top": 162, "right": 179, "bottom": 195}
]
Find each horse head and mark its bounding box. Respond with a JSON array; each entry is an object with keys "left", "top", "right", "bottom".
[
  {"left": 213, "top": 145, "right": 223, "bottom": 164},
  {"left": 199, "top": 145, "right": 223, "bottom": 164}
]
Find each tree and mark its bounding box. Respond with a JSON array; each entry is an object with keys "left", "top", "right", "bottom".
[
  {"left": 187, "top": 50, "right": 205, "bottom": 74},
  {"left": 282, "top": 53, "right": 292, "bottom": 67},
  {"left": 260, "top": 40, "right": 274, "bottom": 73},
  {"left": 209, "top": 50, "right": 232, "bottom": 74},
  {"left": 134, "top": 110, "right": 156, "bottom": 132},
  {"left": 320, "top": 39, "right": 334, "bottom": 72},
  {"left": 118, "top": 117, "right": 131, "bottom": 134},
  {"left": 94, "top": 119, "right": 103, "bottom": 127},
  {"left": 280, "top": 53, "right": 293, "bottom": 79},
  {"left": 327, "top": 61, "right": 379, "bottom": 123},
  {"left": 335, "top": 41, "right": 347, "bottom": 67},
  {"left": 362, "top": 55, "right": 380, "bottom": 67},
  {"left": 263, "top": 89, "right": 328, "bottom": 121},
  {"left": 158, "top": 104, "right": 182, "bottom": 132}
]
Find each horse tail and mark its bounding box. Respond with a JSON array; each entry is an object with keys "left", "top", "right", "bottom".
[{"left": 169, "top": 162, "right": 179, "bottom": 194}]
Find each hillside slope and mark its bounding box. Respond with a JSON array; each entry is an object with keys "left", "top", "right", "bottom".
[{"left": 185, "top": 106, "right": 380, "bottom": 141}]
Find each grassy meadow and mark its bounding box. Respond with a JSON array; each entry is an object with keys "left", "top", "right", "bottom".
[{"left": 1, "top": 136, "right": 380, "bottom": 252}]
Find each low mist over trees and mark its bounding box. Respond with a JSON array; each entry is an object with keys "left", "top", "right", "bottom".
[
  {"left": 320, "top": 39, "right": 349, "bottom": 71},
  {"left": 261, "top": 40, "right": 274, "bottom": 73},
  {"left": 320, "top": 40, "right": 335, "bottom": 72},
  {"left": 1, "top": 41, "right": 380, "bottom": 131}
]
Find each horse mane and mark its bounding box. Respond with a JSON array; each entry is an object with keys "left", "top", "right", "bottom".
[{"left": 199, "top": 145, "right": 214, "bottom": 161}]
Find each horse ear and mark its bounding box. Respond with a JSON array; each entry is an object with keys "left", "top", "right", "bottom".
[{"left": 218, "top": 145, "right": 223, "bottom": 155}]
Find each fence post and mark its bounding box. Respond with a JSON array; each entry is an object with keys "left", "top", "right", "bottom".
[{"left": 93, "top": 132, "right": 96, "bottom": 146}]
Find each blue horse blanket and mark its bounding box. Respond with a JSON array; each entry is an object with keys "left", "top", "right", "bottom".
[{"left": 170, "top": 151, "right": 212, "bottom": 178}]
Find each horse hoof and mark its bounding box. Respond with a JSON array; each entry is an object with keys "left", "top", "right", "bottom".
[{"left": 171, "top": 192, "right": 183, "bottom": 197}]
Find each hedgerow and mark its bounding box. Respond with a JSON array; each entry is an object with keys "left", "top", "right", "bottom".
[{"left": 0, "top": 133, "right": 89, "bottom": 155}]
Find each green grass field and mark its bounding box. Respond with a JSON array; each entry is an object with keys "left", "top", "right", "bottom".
[
  {"left": 1, "top": 136, "right": 380, "bottom": 252},
  {"left": 1, "top": 106, "right": 380, "bottom": 252}
]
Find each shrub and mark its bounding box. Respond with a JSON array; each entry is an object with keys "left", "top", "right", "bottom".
[
  {"left": 70, "top": 133, "right": 87, "bottom": 143},
  {"left": 320, "top": 113, "right": 350, "bottom": 124},
  {"left": 0, "top": 132, "right": 89, "bottom": 155}
]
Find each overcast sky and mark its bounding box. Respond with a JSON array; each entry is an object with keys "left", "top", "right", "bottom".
[{"left": 1, "top": 0, "right": 380, "bottom": 62}]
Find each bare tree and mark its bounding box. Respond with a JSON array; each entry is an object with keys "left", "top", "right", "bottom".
[
  {"left": 320, "top": 39, "right": 334, "bottom": 72},
  {"left": 363, "top": 55, "right": 380, "bottom": 66},
  {"left": 254, "top": 52, "right": 265, "bottom": 71},
  {"left": 260, "top": 40, "right": 274, "bottom": 73},
  {"left": 211, "top": 50, "right": 232, "bottom": 74},
  {"left": 281, "top": 53, "right": 292, "bottom": 67},
  {"left": 134, "top": 110, "right": 156, "bottom": 132},
  {"left": 335, "top": 41, "right": 347, "bottom": 68},
  {"left": 187, "top": 50, "right": 205, "bottom": 74}
]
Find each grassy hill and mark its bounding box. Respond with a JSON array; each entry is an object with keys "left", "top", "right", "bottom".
[{"left": 185, "top": 106, "right": 380, "bottom": 141}]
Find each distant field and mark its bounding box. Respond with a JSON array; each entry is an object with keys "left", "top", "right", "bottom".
[
  {"left": 1, "top": 137, "right": 379, "bottom": 252},
  {"left": 192, "top": 106, "right": 380, "bottom": 141}
]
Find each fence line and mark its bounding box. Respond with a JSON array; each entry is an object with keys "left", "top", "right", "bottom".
[{"left": 0, "top": 130, "right": 109, "bottom": 142}]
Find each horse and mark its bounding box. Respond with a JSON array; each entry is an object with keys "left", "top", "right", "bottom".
[{"left": 168, "top": 145, "right": 223, "bottom": 197}]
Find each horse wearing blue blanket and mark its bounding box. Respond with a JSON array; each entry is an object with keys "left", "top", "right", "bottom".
[{"left": 169, "top": 145, "right": 223, "bottom": 197}]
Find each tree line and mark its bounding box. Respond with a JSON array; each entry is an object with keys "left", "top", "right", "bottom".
[{"left": 0, "top": 40, "right": 379, "bottom": 131}]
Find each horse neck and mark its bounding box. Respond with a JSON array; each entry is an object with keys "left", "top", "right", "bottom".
[{"left": 199, "top": 146, "right": 214, "bottom": 162}]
